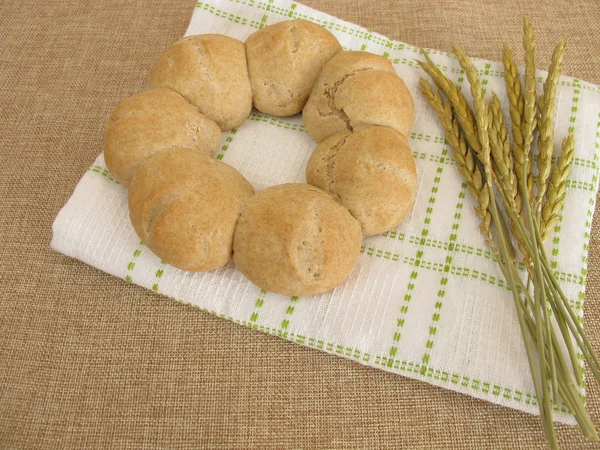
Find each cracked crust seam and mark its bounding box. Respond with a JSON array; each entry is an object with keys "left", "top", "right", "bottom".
[
  {"left": 324, "top": 133, "right": 350, "bottom": 195},
  {"left": 320, "top": 67, "right": 372, "bottom": 131}
]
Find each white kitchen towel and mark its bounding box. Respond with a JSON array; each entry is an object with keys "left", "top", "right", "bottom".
[{"left": 51, "top": 0, "right": 600, "bottom": 423}]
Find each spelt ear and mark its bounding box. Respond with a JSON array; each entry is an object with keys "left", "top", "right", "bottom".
[
  {"left": 418, "top": 74, "right": 495, "bottom": 253},
  {"left": 522, "top": 17, "right": 537, "bottom": 205},
  {"left": 453, "top": 45, "right": 491, "bottom": 166},
  {"left": 418, "top": 52, "right": 482, "bottom": 154},
  {"left": 536, "top": 39, "right": 567, "bottom": 212},
  {"left": 540, "top": 133, "right": 575, "bottom": 241}
]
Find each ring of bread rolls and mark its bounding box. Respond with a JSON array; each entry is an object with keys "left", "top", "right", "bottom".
[{"left": 104, "top": 19, "right": 417, "bottom": 296}]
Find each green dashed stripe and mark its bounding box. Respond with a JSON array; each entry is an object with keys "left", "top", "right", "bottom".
[
  {"left": 383, "top": 230, "right": 586, "bottom": 289},
  {"left": 248, "top": 288, "right": 268, "bottom": 327},
  {"left": 249, "top": 113, "right": 306, "bottom": 132},
  {"left": 89, "top": 165, "right": 119, "bottom": 183},
  {"left": 479, "top": 63, "right": 491, "bottom": 94},
  {"left": 411, "top": 147, "right": 458, "bottom": 167},
  {"left": 361, "top": 245, "right": 509, "bottom": 290},
  {"left": 564, "top": 178, "right": 595, "bottom": 192},
  {"left": 557, "top": 77, "right": 599, "bottom": 93},
  {"left": 125, "top": 241, "right": 145, "bottom": 283},
  {"left": 151, "top": 260, "right": 167, "bottom": 292},
  {"left": 568, "top": 81, "right": 588, "bottom": 383},
  {"left": 420, "top": 183, "right": 467, "bottom": 367},
  {"left": 196, "top": 2, "right": 267, "bottom": 29},
  {"left": 386, "top": 154, "right": 446, "bottom": 366},
  {"left": 278, "top": 296, "right": 299, "bottom": 337},
  {"left": 394, "top": 232, "right": 498, "bottom": 262},
  {"left": 373, "top": 355, "right": 571, "bottom": 413},
  {"left": 216, "top": 128, "right": 237, "bottom": 161}
]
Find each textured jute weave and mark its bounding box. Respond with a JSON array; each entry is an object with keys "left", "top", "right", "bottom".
[{"left": 1, "top": 0, "right": 600, "bottom": 448}]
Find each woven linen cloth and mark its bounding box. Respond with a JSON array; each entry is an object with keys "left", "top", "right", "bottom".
[{"left": 50, "top": 0, "right": 600, "bottom": 424}]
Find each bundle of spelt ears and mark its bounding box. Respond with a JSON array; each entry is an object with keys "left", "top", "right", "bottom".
[{"left": 418, "top": 17, "right": 598, "bottom": 449}]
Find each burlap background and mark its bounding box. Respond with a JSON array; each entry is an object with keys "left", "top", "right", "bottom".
[{"left": 1, "top": 0, "right": 599, "bottom": 448}]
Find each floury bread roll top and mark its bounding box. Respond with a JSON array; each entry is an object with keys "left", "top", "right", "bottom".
[
  {"left": 149, "top": 34, "right": 253, "bottom": 130},
  {"left": 245, "top": 19, "right": 342, "bottom": 116},
  {"left": 233, "top": 184, "right": 362, "bottom": 296},
  {"left": 306, "top": 126, "right": 417, "bottom": 235},
  {"left": 302, "top": 51, "right": 415, "bottom": 143},
  {"left": 128, "top": 148, "right": 254, "bottom": 272},
  {"left": 104, "top": 88, "right": 221, "bottom": 186}
]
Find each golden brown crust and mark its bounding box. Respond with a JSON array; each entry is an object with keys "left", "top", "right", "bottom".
[
  {"left": 245, "top": 19, "right": 342, "bottom": 116},
  {"left": 302, "top": 51, "right": 414, "bottom": 143},
  {"left": 232, "top": 184, "right": 362, "bottom": 296},
  {"left": 128, "top": 148, "right": 254, "bottom": 272},
  {"left": 149, "top": 34, "right": 252, "bottom": 130},
  {"left": 306, "top": 126, "right": 417, "bottom": 235},
  {"left": 104, "top": 88, "right": 221, "bottom": 186}
]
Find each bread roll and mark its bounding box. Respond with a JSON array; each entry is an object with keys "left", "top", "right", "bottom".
[
  {"left": 302, "top": 51, "right": 414, "bottom": 143},
  {"left": 128, "top": 148, "right": 254, "bottom": 272},
  {"left": 306, "top": 126, "right": 417, "bottom": 235},
  {"left": 149, "top": 34, "right": 252, "bottom": 130},
  {"left": 104, "top": 88, "right": 221, "bottom": 186},
  {"left": 245, "top": 19, "right": 342, "bottom": 116},
  {"left": 233, "top": 184, "right": 362, "bottom": 296}
]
